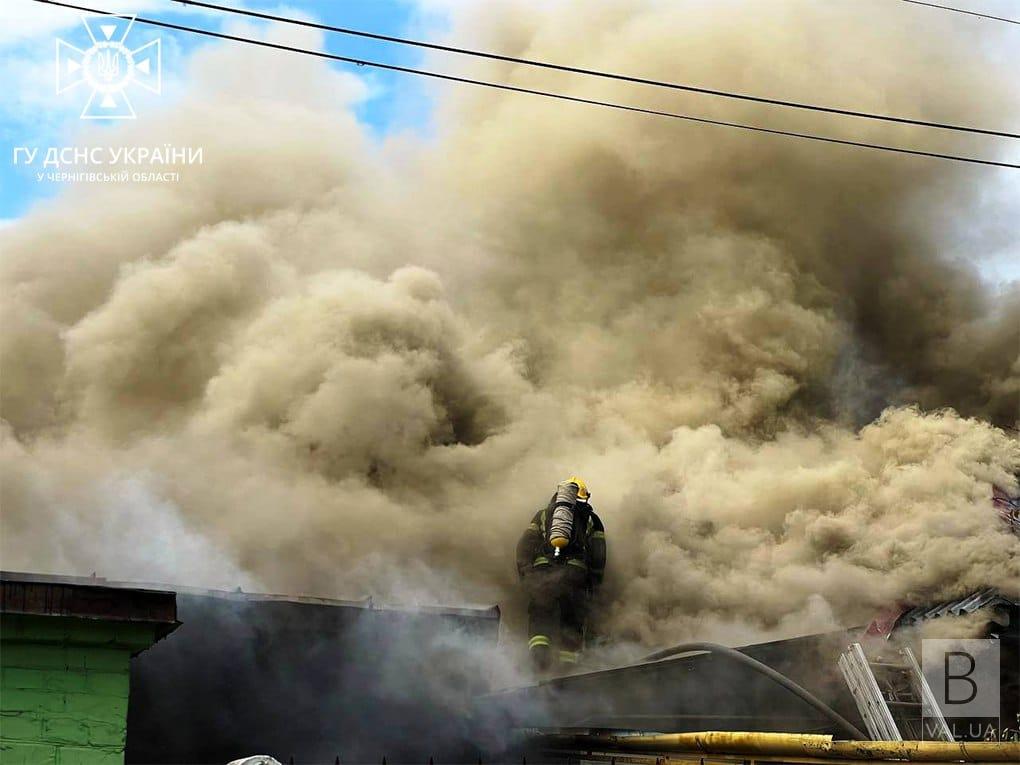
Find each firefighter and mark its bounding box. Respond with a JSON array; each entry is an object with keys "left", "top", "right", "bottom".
[{"left": 516, "top": 476, "right": 606, "bottom": 671}]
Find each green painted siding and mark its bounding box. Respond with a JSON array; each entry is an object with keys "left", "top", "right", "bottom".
[{"left": 0, "top": 615, "right": 158, "bottom": 765}]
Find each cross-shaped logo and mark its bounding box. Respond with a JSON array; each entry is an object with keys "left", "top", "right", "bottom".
[{"left": 56, "top": 15, "right": 161, "bottom": 119}]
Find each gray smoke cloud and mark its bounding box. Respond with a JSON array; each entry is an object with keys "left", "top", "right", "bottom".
[{"left": 1, "top": 1, "right": 1018, "bottom": 652}]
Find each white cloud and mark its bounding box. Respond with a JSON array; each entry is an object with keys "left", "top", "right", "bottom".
[
  {"left": 0, "top": 1, "right": 166, "bottom": 47},
  {"left": 1, "top": 0, "right": 261, "bottom": 48}
]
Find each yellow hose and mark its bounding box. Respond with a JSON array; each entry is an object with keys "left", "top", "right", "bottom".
[{"left": 544, "top": 731, "right": 1020, "bottom": 762}]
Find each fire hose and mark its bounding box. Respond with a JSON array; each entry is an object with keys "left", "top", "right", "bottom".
[{"left": 642, "top": 641, "right": 868, "bottom": 740}]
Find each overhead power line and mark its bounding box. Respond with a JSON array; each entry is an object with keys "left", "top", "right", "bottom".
[
  {"left": 899, "top": 0, "right": 1019, "bottom": 25},
  {"left": 170, "top": 0, "right": 1019, "bottom": 139},
  {"left": 32, "top": 0, "right": 1020, "bottom": 169}
]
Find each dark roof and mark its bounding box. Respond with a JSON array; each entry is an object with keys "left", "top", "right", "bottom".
[
  {"left": 0, "top": 570, "right": 500, "bottom": 621},
  {"left": 480, "top": 629, "right": 862, "bottom": 735},
  {"left": 0, "top": 570, "right": 179, "bottom": 640}
]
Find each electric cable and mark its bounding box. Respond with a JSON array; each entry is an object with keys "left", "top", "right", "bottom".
[
  {"left": 899, "top": 0, "right": 1019, "bottom": 25},
  {"left": 31, "top": 0, "right": 1020, "bottom": 169},
  {"left": 171, "top": 0, "right": 1018, "bottom": 139}
]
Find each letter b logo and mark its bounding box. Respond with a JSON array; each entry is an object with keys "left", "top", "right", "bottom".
[
  {"left": 923, "top": 639, "right": 999, "bottom": 718},
  {"left": 944, "top": 651, "right": 978, "bottom": 705}
]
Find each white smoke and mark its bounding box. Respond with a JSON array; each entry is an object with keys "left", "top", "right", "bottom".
[{"left": 1, "top": 1, "right": 1018, "bottom": 650}]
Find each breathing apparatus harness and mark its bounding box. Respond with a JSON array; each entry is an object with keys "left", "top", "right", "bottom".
[{"left": 545, "top": 477, "right": 590, "bottom": 562}]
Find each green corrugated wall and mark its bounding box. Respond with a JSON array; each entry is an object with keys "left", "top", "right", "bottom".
[{"left": 0, "top": 614, "right": 158, "bottom": 765}]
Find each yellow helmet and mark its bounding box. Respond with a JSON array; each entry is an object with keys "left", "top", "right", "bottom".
[{"left": 565, "top": 475, "right": 590, "bottom": 501}]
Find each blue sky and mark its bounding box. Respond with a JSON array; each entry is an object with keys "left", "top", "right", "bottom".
[
  {"left": 0, "top": 0, "right": 444, "bottom": 220},
  {"left": 2, "top": 0, "right": 1018, "bottom": 284}
]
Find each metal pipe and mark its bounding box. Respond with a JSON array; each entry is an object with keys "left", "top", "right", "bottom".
[
  {"left": 640, "top": 641, "right": 868, "bottom": 740},
  {"left": 540, "top": 731, "right": 1020, "bottom": 762}
]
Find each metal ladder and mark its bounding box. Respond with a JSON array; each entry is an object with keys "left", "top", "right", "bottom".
[{"left": 838, "top": 642, "right": 953, "bottom": 741}]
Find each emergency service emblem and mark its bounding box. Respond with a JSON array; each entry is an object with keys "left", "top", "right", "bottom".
[{"left": 56, "top": 15, "right": 161, "bottom": 119}]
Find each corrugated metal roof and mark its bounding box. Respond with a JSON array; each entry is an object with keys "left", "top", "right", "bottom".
[
  {"left": 992, "top": 485, "right": 1020, "bottom": 535},
  {"left": 897, "top": 587, "right": 1018, "bottom": 627},
  {"left": 0, "top": 570, "right": 179, "bottom": 639}
]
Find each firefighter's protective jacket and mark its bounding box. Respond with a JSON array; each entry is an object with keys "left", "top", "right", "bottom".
[{"left": 515, "top": 497, "right": 607, "bottom": 588}]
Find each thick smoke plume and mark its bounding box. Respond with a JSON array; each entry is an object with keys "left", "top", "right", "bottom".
[{"left": 2, "top": 1, "right": 1018, "bottom": 652}]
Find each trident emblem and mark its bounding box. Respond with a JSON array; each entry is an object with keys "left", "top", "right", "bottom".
[
  {"left": 94, "top": 48, "right": 121, "bottom": 83},
  {"left": 56, "top": 15, "right": 161, "bottom": 120}
]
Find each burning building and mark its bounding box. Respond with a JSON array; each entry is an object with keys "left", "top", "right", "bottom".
[
  {"left": 2, "top": 567, "right": 1015, "bottom": 764},
  {"left": 1, "top": 1, "right": 1018, "bottom": 763},
  {"left": 0, "top": 570, "right": 501, "bottom": 764}
]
